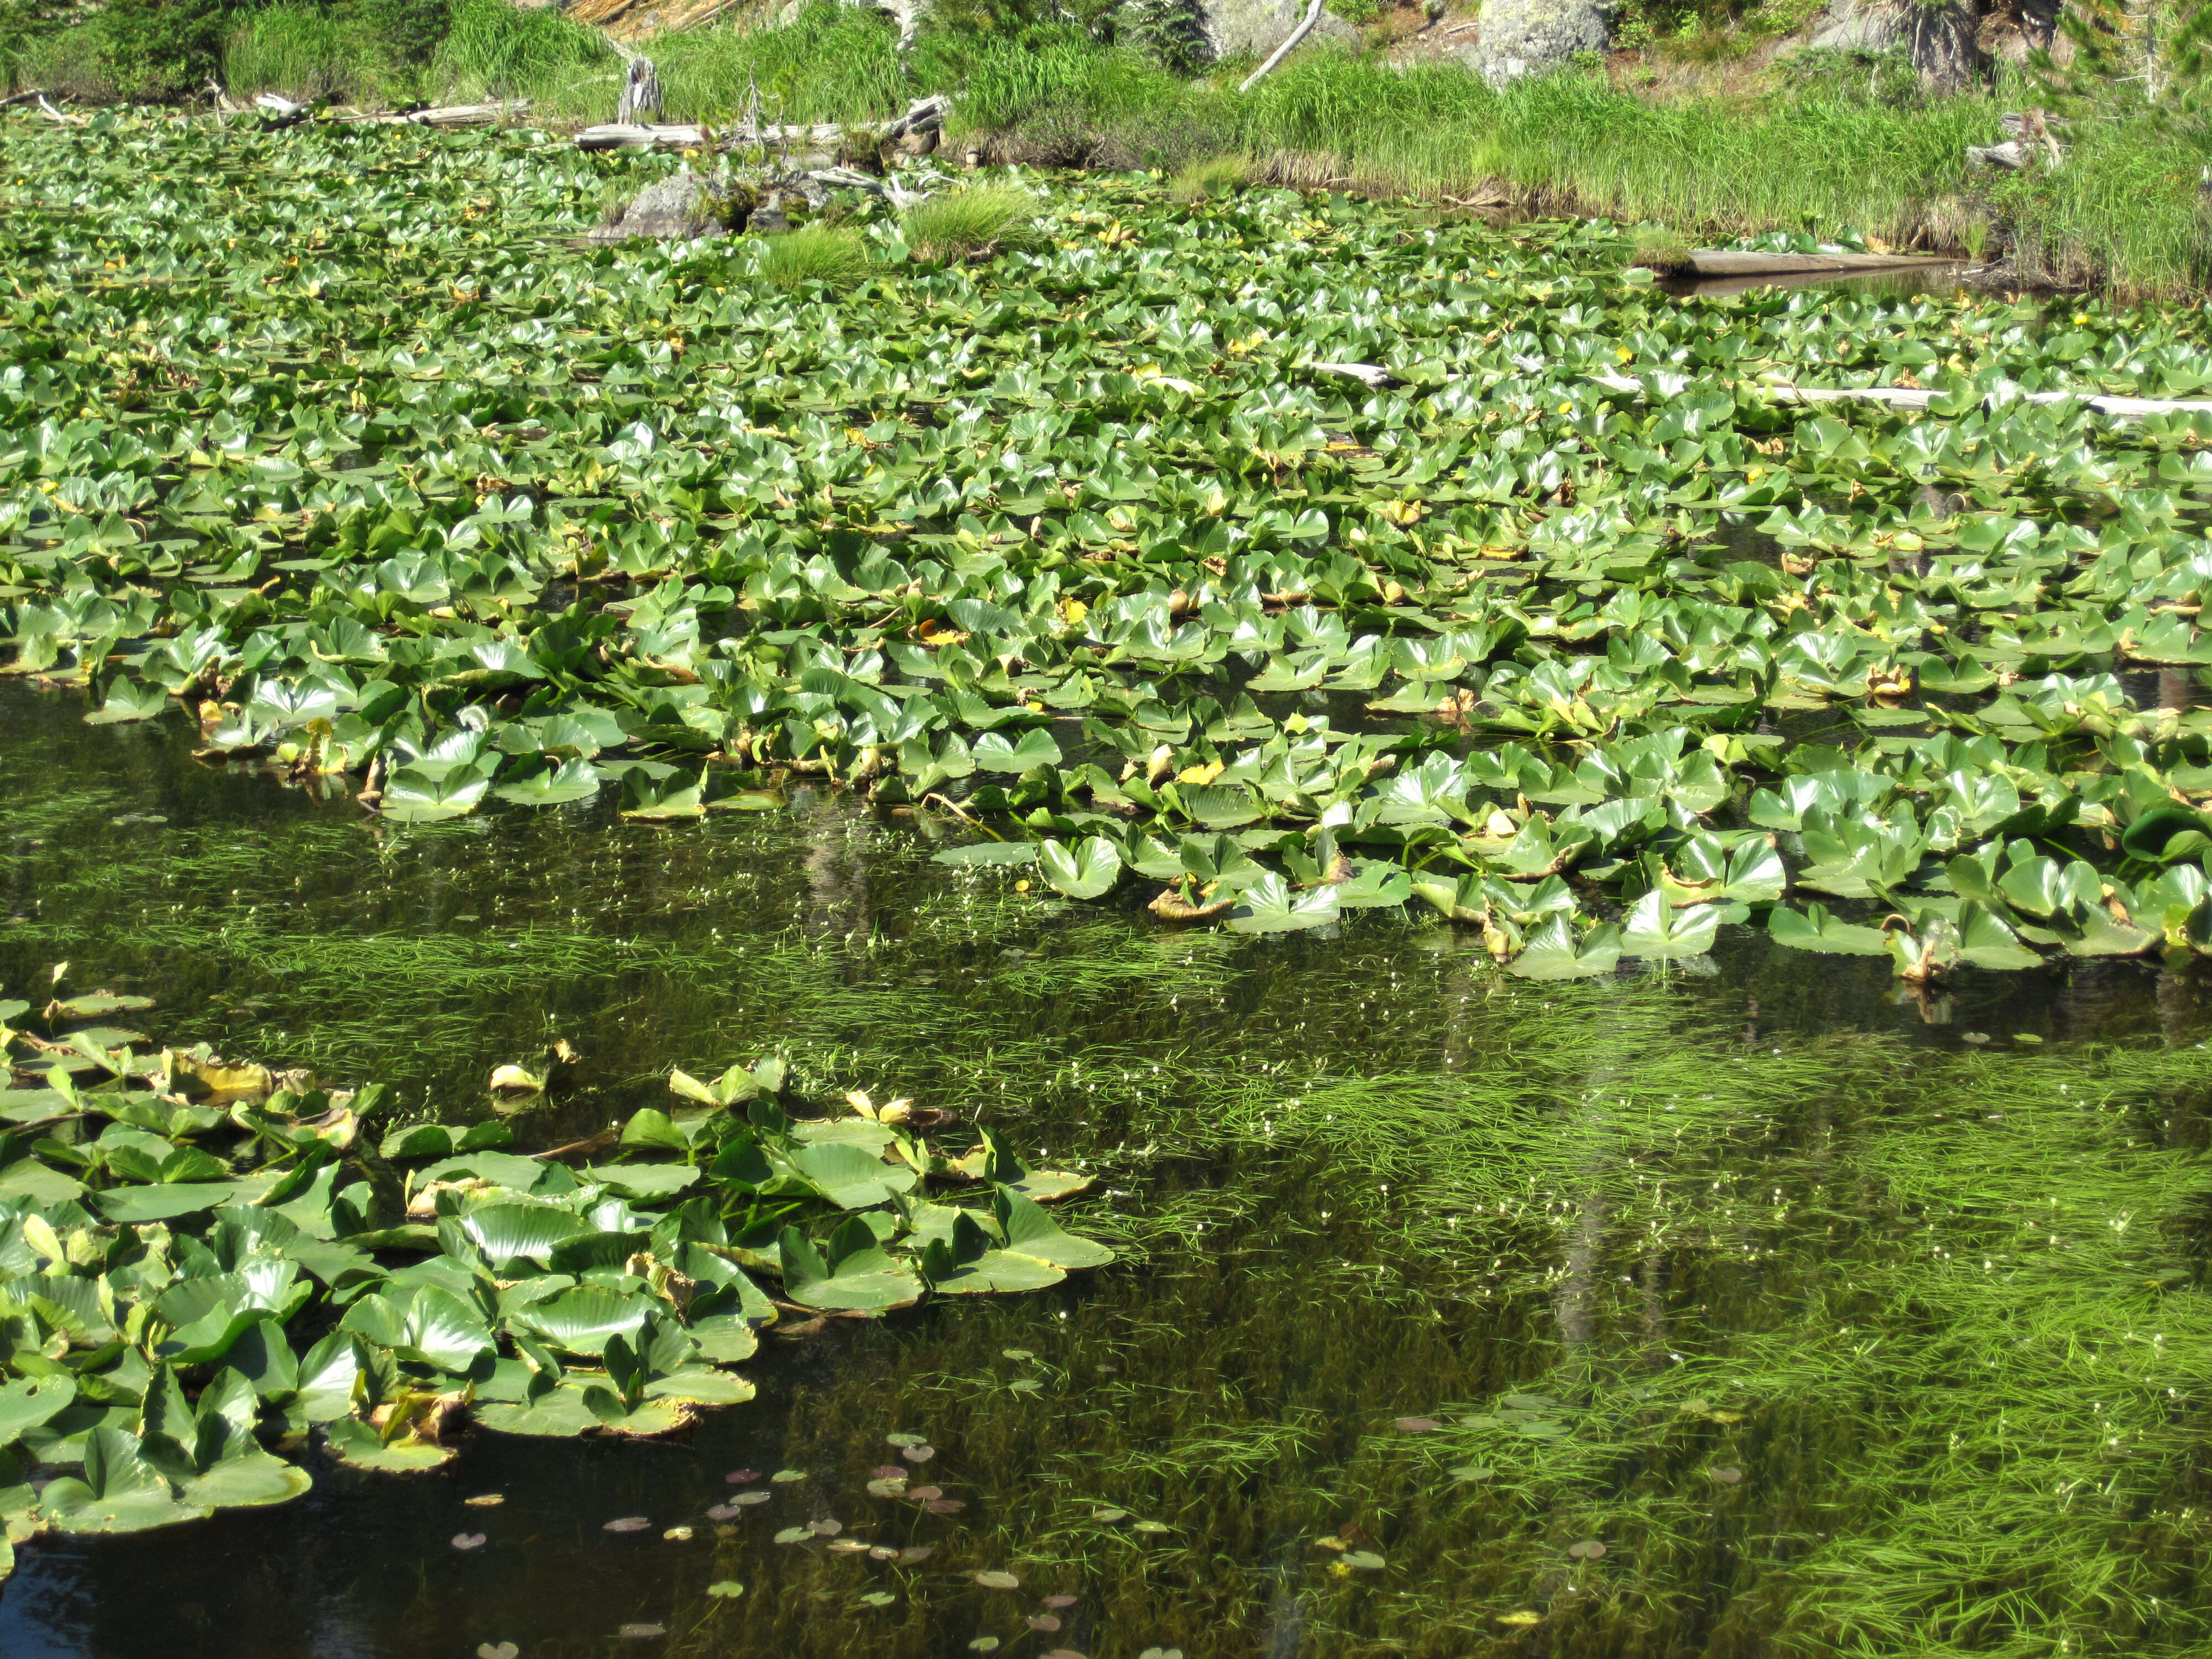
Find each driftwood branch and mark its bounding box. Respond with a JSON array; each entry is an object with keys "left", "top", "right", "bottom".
[
  {"left": 0, "top": 88, "right": 48, "bottom": 110},
  {"left": 1240, "top": 0, "right": 1329, "bottom": 93},
  {"left": 1308, "top": 361, "right": 1404, "bottom": 389}
]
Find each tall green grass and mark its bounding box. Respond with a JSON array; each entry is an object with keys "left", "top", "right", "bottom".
[
  {"left": 421, "top": 1, "right": 905, "bottom": 126},
  {"left": 224, "top": 4, "right": 396, "bottom": 104}
]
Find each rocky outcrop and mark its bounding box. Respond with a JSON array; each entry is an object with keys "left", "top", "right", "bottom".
[
  {"left": 1201, "top": 0, "right": 1356, "bottom": 62},
  {"left": 1469, "top": 0, "right": 1612, "bottom": 85},
  {"left": 588, "top": 170, "right": 756, "bottom": 242},
  {"left": 1798, "top": 0, "right": 2062, "bottom": 88}
]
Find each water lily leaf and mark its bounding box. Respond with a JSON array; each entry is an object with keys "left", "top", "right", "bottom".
[
  {"left": 341, "top": 1285, "right": 493, "bottom": 1371},
  {"left": 995, "top": 1187, "right": 1113, "bottom": 1269},
  {"left": 643, "top": 1366, "right": 755, "bottom": 1407},
  {"left": 0, "top": 1158, "right": 85, "bottom": 1207},
  {"left": 930, "top": 841, "right": 1039, "bottom": 867},
  {"left": 1507, "top": 916, "right": 1621, "bottom": 980},
  {"left": 379, "top": 761, "right": 496, "bottom": 822},
  {"left": 473, "top": 1380, "right": 603, "bottom": 1438},
  {"left": 1037, "top": 837, "right": 1122, "bottom": 900},
  {"left": 1620, "top": 891, "right": 1724, "bottom": 959},
  {"left": 509, "top": 1285, "right": 650, "bottom": 1357},
  {"left": 85, "top": 679, "right": 169, "bottom": 725},
  {"left": 778, "top": 1219, "right": 921, "bottom": 1313},
  {"left": 96, "top": 1182, "right": 238, "bottom": 1224},
  {"left": 1768, "top": 901, "right": 1890, "bottom": 956},
  {"left": 2121, "top": 805, "right": 2212, "bottom": 864},
  {"left": 583, "top": 1164, "right": 700, "bottom": 1201},
  {"left": 39, "top": 1426, "right": 204, "bottom": 1534},
  {"left": 447, "top": 1204, "right": 594, "bottom": 1270},
  {"left": 920, "top": 1210, "right": 1066, "bottom": 1295},
  {"left": 179, "top": 1449, "right": 312, "bottom": 1510},
  {"left": 783, "top": 1141, "right": 917, "bottom": 1209},
  {"left": 0, "top": 1374, "right": 76, "bottom": 1444},
  {"left": 322, "top": 1416, "right": 453, "bottom": 1473},
  {"left": 491, "top": 755, "right": 601, "bottom": 807},
  {"left": 1228, "top": 873, "right": 1341, "bottom": 934},
  {"left": 972, "top": 729, "right": 1064, "bottom": 773},
  {"left": 293, "top": 1333, "right": 365, "bottom": 1423}
]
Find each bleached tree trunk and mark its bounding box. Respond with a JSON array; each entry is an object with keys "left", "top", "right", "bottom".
[{"left": 1239, "top": 0, "right": 1329, "bottom": 93}]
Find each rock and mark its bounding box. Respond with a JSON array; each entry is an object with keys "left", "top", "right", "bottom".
[
  {"left": 1202, "top": 0, "right": 1355, "bottom": 62},
  {"left": 1469, "top": 0, "right": 1611, "bottom": 85},
  {"left": 748, "top": 202, "right": 791, "bottom": 235},
  {"left": 588, "top": 170, "right": 755, "bottom": 243},
  {"left": 1795, "top": 0, "right": 2057, "bottom": 88}
]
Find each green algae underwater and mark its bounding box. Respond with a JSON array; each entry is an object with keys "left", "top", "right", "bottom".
[{"left": 2, "top": 684, "right": 2210, "bottom": 1659}]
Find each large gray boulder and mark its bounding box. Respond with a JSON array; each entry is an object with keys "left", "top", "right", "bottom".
[
  {"left": 1202, "top": 0, "right": 1356, "bottom": 62},
  {"left": 1796, "top": 0, "right": 2060, "bottom": 87},
  {"left": 1470, "top": 0, "right": 1611, "bottom": 85},
  {"left": 588, "top": 170, "right": 755, "bottom": 243}
]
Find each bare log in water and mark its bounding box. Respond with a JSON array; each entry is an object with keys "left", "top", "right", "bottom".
[
  {"left": 1683, "top": 249, "right": 1958, "bottom": 278},
  {"left": 338, "top": 101, "right": 532, "bottom": 127},
  {"left": 1589, "top": 372, "right": 2212, "bottom": 419},
  {"left": 575, "top": 93, "right": 947, "bottom": 154},
  {"left": 1311, "top": 363, "right": 2212, "bottom": 419}
]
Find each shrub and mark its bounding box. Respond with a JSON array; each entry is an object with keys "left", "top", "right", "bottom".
[
  {"left": 900, "top": 185, "right": 1044, "bottom": 263},
  {"left": 96, "top": 0, "right": 233, "bottom": 101}
]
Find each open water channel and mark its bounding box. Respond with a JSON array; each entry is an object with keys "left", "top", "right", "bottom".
[{"left": 1, "top": 665, "right": 2208, "bottom": 1659}]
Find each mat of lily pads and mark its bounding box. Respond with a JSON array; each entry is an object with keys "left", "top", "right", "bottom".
[
  {"left": 0, "top": 977, "right": 1111, "bottom": 1569},
  {"left": 5, "top": 109, "right": 2212, "bottom": 981}
]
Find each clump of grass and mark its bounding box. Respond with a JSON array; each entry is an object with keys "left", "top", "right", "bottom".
[
  {"left": 757, "top": 223, "right": 873, "bottom": 292},
  {"left": 1168, "top": 153, "right": 1251, "bottom": 202},
  {"left": 1629, "top": 222, "right": 1692, "bottom": 271},
  {"left": 899, "top": 185, "right": 1043, "bottom": 264}
]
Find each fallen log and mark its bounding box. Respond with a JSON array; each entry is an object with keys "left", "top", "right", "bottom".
[
  {"left": 577, "top": 119, "right": 839, "bottom": 151},
  {"left": 337, "top": 100, "right": 531, "bottom": 127},
  {"left": 575, "top": 93, "right": 946, "bottom": 153},
  {"left": 1308, "top": 362, "right": 2212, "bottom": 420},
  {"left": 1683, "top": 248, "right": 1959, "bottom": 279},
  {"left": 1589, "top": 372, "right": 2212, "bottom": 419}
]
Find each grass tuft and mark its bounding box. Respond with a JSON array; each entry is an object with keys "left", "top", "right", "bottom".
[
  {"left": 757, "top": 223, "right": 872, "bottom": 291},
  {"left": 1168, "top": 153, "right": 1251, "bottom": 202},
  {"left": 899, "top": 185, "right": 1042, "bottom": 264}
]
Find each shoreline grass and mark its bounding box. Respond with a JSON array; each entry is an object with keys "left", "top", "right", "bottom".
[{"left": 9, "top": 0, "right": 2208, "bottom": 298}]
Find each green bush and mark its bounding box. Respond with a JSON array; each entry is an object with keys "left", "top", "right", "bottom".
[{"left": 96, "top": 0, "right": 234, "bottom": 101}]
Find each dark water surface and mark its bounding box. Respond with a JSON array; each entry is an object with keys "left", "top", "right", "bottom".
[{"left": 3, "top": 681, "right": 2210, "bottom": 1659}]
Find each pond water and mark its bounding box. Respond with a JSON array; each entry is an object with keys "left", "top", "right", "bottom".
[{"left": 3, "top": 680, "right": 2210, "bottom": 1659}]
